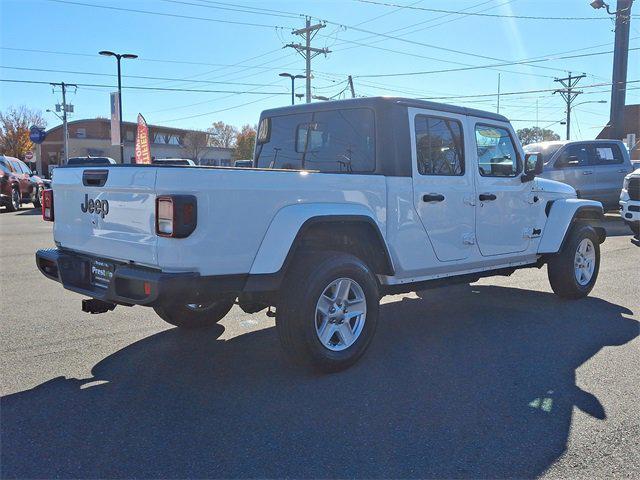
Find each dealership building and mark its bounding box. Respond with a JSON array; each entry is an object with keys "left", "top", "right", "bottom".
[{"left": 35, "top": 118, "right": 234, "bottom": 177}]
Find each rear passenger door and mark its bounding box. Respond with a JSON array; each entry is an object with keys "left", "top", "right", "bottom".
[
  {"left": 410, "top": 108, "right": 475, "bottom": 262},
  {"left": 590, "top": 143, "right": 630, "bottom": 208}
]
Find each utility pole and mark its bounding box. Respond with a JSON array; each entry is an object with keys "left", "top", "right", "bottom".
[
  {"left": 50, "top": 82, "right": 76, "bottom": 164},
  {"left": 610, "top": 0, "right": 633, "bottom": 138},
  {"left": 348, "top": 75, "right": 356, "bottom": 98},
  {"left": 554, "top": 72, "right": 585, "bottom": 140},
  {"left": 285, "top": 17, "right": 331, "bottom": 103},
  {"left": 591, "top": 0, "right": 634, "bottom": 138}
]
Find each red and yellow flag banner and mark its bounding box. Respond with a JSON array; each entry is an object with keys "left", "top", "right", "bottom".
[{"left": 135, "top": 113, "right": 151, "bottom": 164}]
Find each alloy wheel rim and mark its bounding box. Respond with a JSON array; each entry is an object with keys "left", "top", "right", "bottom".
[
  {"left": 574, "top": 238, "right": 596, "bottom": 286},
  {"left": 315, "top": 277, "right": 367, "bottom": 352},
  {"left": 11, "top": 189, "right": 19, "bottom": 209}
]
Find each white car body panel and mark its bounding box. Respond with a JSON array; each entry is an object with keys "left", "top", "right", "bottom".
[
  {"left": 619, "top": 169, "right": 640, "bottom": 224},
  {"left": 52, "top": 167, "right": 158, "bottom": 266},
  {"left": 537, "top": 198, "right": 603, "bottom": 253},
  {"left": 250, "top": 202, "right": 383, "bottom": 275}
]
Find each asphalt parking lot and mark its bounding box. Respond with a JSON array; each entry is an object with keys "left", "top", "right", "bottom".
[{"left": 1, "top": 207, "right": 638, "bottom": 479}]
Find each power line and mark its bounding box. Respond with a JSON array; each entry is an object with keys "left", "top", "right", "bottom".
[
  {"left": 353, "top": 0, "right": 636, "bottom": 20},
  {"left": 0, "top": 78, "right": 289, "bottom": 95},
  {"left": 46, "top": 0, "right": 295, "bottom": 29},
  {"left": 159, "top": 0, "right": 300, "bottom": 19},
  {"left": 0, "top": 66, "right": 289, "bottom": 88},
  {"left": 353, "top": 47, "right": 640, "bottom": 78}
]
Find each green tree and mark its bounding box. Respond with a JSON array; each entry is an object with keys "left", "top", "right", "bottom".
[
  {"left": 0, "top": 105, "right": 46, "bottom": 159},
  {"left": 234, "top": 124, "right": 256, "bottom": 160},
  {"left": 516, "top": 126, "right": 561, "bottom": 145}
]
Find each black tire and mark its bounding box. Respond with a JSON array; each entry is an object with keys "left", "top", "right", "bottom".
[
  {"left": 276, "top": 251, "right": 380, "bottom": 373},
  {"left": 153, "top": 298, "right": 235, "bottom": 329},
  {"left": 6, "top": 187, "right": 20, "bottom": 212},
  {"left": 548, "top": 223, "right": 600, "bottom": 299},
  {"left": 33, "top": 186, "right": 41, "bottom": 208},
  {"left": 627, "top": 221, "right": 640, "bottom": 237}
]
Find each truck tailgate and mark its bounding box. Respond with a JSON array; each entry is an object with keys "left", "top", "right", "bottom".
[{"left": 53, "top": 167, "right": 158, "bottom": 266}]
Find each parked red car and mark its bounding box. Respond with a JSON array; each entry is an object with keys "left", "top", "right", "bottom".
[{"left": 0, "top": 155, "right": 44, "bottom": 211}]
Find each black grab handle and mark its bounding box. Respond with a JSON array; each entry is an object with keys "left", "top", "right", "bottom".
[
  {"left": 479, "top": 193, "right": 497, "bottom": 201},
  {"left": 423, "top": 193, "right": 445, "bottom": 202},
  {"left": 82, "top": 169, "right": 109, "bottom": 187}
]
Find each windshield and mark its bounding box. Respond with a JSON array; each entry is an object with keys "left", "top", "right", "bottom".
[{"left": 523, "top": 143, "right": 563, "bottom": 164}]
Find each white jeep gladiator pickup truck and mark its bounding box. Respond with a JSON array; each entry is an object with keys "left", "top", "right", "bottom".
[{"left": 36, "top": 97, "right": 606, "bottom": 372}]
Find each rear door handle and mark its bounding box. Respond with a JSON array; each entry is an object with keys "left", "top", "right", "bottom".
[
  {"left": 423, "top": 193, "right": 445, "bottom": 202},
  {"left": 479, "top": 193, "right": 497, "bottom": 201},
  {"left": 618, "top": 169, "right": 627, "bottom": 173},
  {"left": 582, "top": 170, "right": 593, "bottom": 175}
]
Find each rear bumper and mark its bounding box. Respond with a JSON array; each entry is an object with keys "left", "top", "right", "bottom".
[{"left": 35, "top": 248, "right": 246, "bottom": 306}]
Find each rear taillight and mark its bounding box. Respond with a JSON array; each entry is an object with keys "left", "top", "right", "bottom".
[
  {"left": 156, "top": 195, "right": 197, "bottom": 238},
  {"left": 42, "top": 189, "right": 54, "bottom": 221}
]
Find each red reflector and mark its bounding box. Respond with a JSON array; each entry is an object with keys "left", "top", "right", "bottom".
[
  {"left": 144, "top": 282, "right": 151, "bottom": 296},
  {"left": 42, "top": 189, "right": 54, "bottom": 221}
]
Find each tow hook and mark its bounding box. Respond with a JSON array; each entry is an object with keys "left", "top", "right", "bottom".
[{"left": 82, "top": 299, "right": 117, "bottom": 314}]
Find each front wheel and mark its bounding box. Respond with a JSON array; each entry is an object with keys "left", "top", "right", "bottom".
[
  {"left": 548, "top": 223, "right": 600, "bottom": 299},
  {"left": 153, "top": 298, "right": 235, "bottom": 329},
  {"left": 6, "top": 187, "right": 20, "bottom": 212},
  {"left": 32, "top": 186, "right": 41, "bottom": 208},
  {"left": 276, "top": 251, "right": 380, "bottom": 372}
]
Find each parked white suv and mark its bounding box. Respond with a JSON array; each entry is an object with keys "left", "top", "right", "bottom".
[
  {"left": 36, "top": 98, "right": 606, "bottom": 372},
  {"left": 620, "top": 168, "right": 640, "bottom": 237}
]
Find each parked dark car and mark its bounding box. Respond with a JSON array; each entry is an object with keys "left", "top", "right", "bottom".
[
  {"left": 0, "top": 155, "right": 44, "bottom": 211},
  {"left": 66, "top": 156, "right": 117, "bottom": 166},
  {"left": 152, "top": 158, "right": 196, "bottom": 166},
  {"left": 234, "top": 159, "right": 253, "bottom": 168},
  {"left": 523, "top": 140, "right": 634, "bottom": 210}
]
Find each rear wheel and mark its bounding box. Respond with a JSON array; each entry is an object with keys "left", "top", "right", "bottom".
[
  {"left": 6, "top": 187, "right": 20, "bottom": 212},
  {"left": 548, "top": 223, "right": 600, "bottom": 299},
  {"left": 276, "top": 251, "right": 379, "bottom": 372},
  {"left": 153, "top": 298, "right": 235, "bottom": 329}
]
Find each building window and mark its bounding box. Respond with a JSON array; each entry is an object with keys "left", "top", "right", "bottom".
[{"left": 126, "top": 130, "right": 134, "bottom": 141}]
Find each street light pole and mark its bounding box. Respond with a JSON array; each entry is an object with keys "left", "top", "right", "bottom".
[
  {"left": 99, "top": 50, "right": 138, "bottom": 163},
  {"left": 279, "top": 73, "right": 306, "bottom": 106}
]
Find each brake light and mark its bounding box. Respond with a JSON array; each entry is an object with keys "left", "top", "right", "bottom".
[
  {"left": 155, "top": 195, "right": 197, "bottom": 238},
  {"left": 42, "top": 189, "right": 54, "bottom": 221}
]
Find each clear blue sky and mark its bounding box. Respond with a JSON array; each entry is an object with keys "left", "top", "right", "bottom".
[{"left": 1, "top": 0, "right": 638, "bottom": 140}]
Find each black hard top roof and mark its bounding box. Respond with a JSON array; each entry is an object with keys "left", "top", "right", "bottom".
[{"left": 260, "top": 96, "right": 510, "bottom": 123}]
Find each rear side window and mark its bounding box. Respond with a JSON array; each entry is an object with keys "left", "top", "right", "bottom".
[
  {"left": 414, "top": 115, "right": 464, "bottom": 175},
  {"left": 592, "top": 144, "right": 623, "bottom": 165},
  {"left": 9, "top": 160, "right": 24, "bottom": 173},
  {"left": 255, "top": 108, "right": 375, "bottom": 173},
  {"left": 475, "top": 125, "right": 520, "bottom": 177},
  {"left": 0, "top": 160, "right": 12, "bottom": 173}
]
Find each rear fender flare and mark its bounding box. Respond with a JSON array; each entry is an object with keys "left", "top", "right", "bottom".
[
  {"left": 249, "top": 203, "right": 391, "bottom": 275},
  {"left": 538, "top": 199, "right": 605, "bottom": 254}
]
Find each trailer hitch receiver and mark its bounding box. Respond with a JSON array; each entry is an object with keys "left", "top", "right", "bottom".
[{"left": 82, "top": 298, "right": 116, "bottom": 314}]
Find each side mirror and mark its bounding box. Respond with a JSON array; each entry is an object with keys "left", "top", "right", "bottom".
[{"left": 522, "top": 152, "right": 543, "bottom": 182}]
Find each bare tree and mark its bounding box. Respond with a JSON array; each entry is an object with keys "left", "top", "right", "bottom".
[
  {"left": 182, "top": 131, "right": 209, "bottom": 164},
  {"left": 207, "top": 121, "right": 238, "bottom": 148},
  {"left": 0, "top": 105, "right": 46, "bottom": 159}
]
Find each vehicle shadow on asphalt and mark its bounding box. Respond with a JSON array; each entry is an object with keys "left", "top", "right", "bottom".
[{"left": 1, "top": 285, "right": 637, "bottom": 479}]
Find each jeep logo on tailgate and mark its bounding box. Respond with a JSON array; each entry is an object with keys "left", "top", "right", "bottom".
[{"left": 81, "top": 194, "right": 109, "bottom": 218}]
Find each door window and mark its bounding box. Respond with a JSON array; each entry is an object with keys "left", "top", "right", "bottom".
[
  {"left": 414, "top": 115, "right": 464, "bottom": 175},
  {"left": 17, "top": 160, "right": 32, "bottom": 174},
  {"left": 9, "top": 160, "right": 25, "bottom": 174},
  {"left": 555, "top": 144, "right": 590, "bottom": 168},
  {"left": 592, "top": 144, "right": 623, "bottom": 165},
  {"left": 475, "top": 125, "right": 520, "bottom": 177}
]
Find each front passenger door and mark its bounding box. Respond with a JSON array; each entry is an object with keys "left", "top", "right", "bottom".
[{"left": 474, "top": 123, "right": 533, "bottom": 256}]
